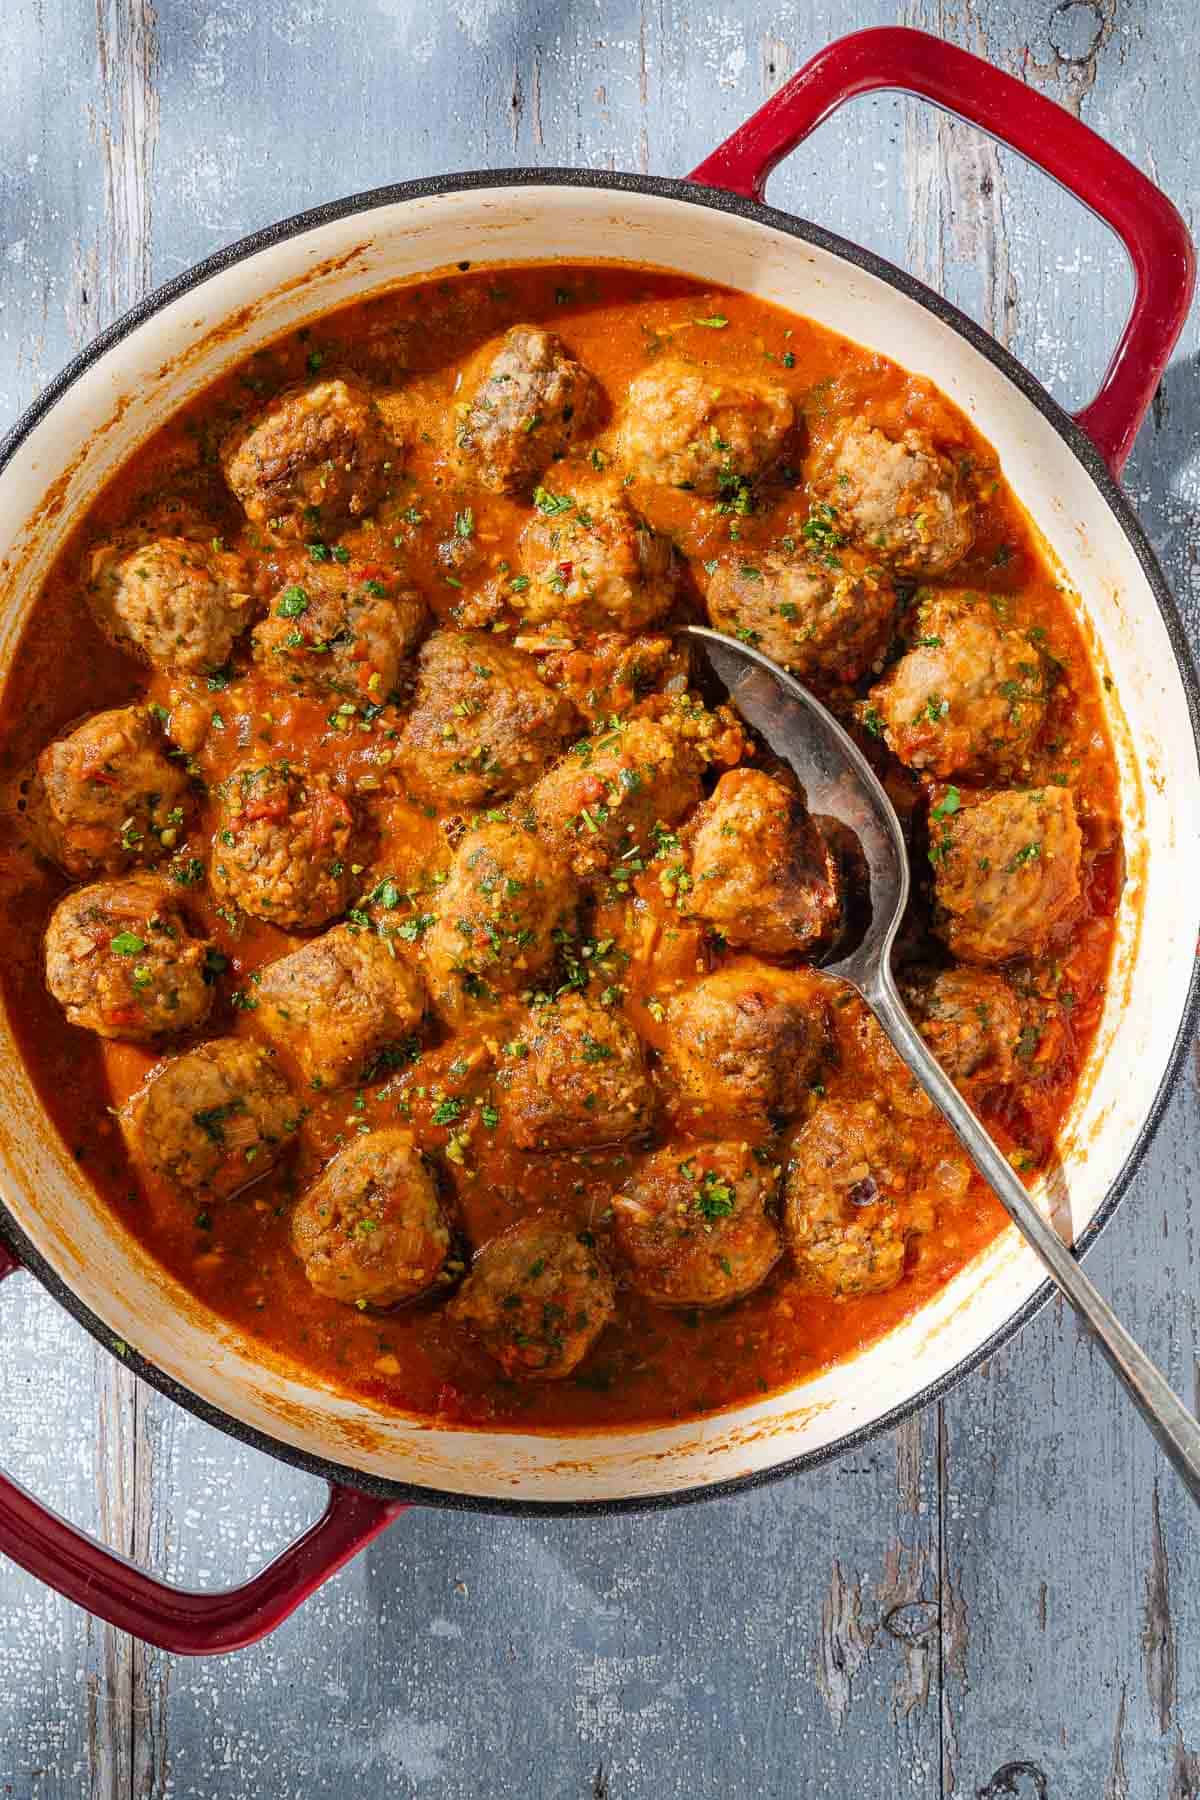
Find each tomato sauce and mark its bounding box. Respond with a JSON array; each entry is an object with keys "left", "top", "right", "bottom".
[{"left": 0, "top": 262, "right": 1121, "bottom": 1431}]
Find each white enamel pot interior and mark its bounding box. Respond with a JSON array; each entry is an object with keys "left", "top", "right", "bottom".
[{"left": 1, "top": 174, "right": 1197, "bottom": 1508}]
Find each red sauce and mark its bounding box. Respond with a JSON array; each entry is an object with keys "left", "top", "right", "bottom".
[{"left": 0, "top": 262, "right": 1120, "bottom": 1431}]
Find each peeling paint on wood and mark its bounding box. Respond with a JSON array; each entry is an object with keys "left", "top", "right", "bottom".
[{"left": 2, "top": 0, "right": 1200, "bottom": 1793}]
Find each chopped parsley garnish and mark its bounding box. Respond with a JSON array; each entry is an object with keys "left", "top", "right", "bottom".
[
  {"left": 432, "top": 1097, "right": 464, "bottom": 1126},
  {"left": 110, "top": 931, "right": 145, "bottom": 956},
  {"left": 277, "top": 586, "right": 309, "bottom": 618},
  {"left": 695, "top": 1171, "right": 736, "bottom": 1219},
  {"left": 396, "top": 912, "right": 436, "bottom": 942},
  {"left": 714, "top": 471, "right": 754, "bottom": 518},
  {"left": 693, "top": 314, "right": 729, "bottom": 329},
  {"left": 801, "top": 503, "right": 846, "bottom": 552},
  {"left": 931, "top": 786, "right": 961, "bottom": 820},
  {"left": 193, "top": 1098, "right": 244, "bottom": 1144},
  {"left": 533, "top": 486, "right": 574, "bottom": 517}
]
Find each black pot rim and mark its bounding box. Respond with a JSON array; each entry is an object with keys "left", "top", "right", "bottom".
[{"left": 1, "top": 165, "right": 1197, "bottom": 1520}]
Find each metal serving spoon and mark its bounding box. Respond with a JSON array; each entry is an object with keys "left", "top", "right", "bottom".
[{"left": 687, "top": 623, "right": 1200, "bottom": 1506}]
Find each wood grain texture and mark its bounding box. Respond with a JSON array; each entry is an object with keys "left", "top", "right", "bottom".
[{"left": 0, "top": 0, "right": 1198, "bottom": 1793}]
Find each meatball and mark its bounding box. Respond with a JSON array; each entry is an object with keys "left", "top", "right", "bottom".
[
  {"left": 27, "top": 704, "right": 194, "bottom": 880},
  {"left": 932, "top": 787, "right": 1082, "bottom": 964},
  {"left": 662, "top": 961, "right": 831, "bottom": 1129},
  {"left": 615, "top": 361, "right": 793, "bottom": 493},
  {"left": 291, "top": 1129, "right": 450, "bottom": 1307},
  {"left": 514, "top": 480, "right": 678, "bottom": 631},
  {"left": 394, "top": 631, "right": 578, "bottom": 809},
  {"left": 255, "top": 922, "right": 427, "bottom": 1090},
  {"left": 530, "top": 714, "right": 705, "bottom": 879},
  {"left": 424, "top": 822, "right": 576, "bottom": 1026},
  {"left": 447, "top": 1213, "right": 615, "bottom": 1379},
  {"left": 86, "top": 534, "right": 256, "bottom": 674},
  {"left": 453, "top": 325, "right": 603, "bottom": 496},
  {"left": 809, "top": 417, "right": 974, "bottom": 578},
  {"left": 210, "top": 762, "right": 359, "bottom": 930},
  {"left": 124, "top": 1037, "right": 297, "bottom": 1198},
  {"left": 784, "top": 1097, "right": 937, "bottom": 1297},
  {"left": 902, "top": 967, "right": 1020, "bottom": 1085},
  {"left": 683, "top": 768, "right": 840, "bottom": 955},
  {"left": 706, "top": 545, "right": 895, "bottom": 687},
  {"left": 221, "top": 378, "right": 395, "bottom": 538},
  {"left": 868, "top": 590, "right": 1048, "bottom": 778},
  {"left": 44, "top": 874, "right": 212, "bottom": 1041},
  {"left": 503, "top": 995, "right": 653, "bottom": 1150},
  {"left": 252, "top": 565, "right": 426, "bottom": 700},
  {"left": 613, "top": 1139, "right": 782, "bottom": 1309}
]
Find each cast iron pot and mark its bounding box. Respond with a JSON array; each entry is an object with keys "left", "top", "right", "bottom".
[{"left": 0, "top": 29, "right": 1195, "bottom": 1652}]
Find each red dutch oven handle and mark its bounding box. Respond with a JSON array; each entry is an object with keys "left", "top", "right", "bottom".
[
  {"left": 689, "top": 26, "right": 1196, "bottom": 475},
  {"left": 0, "top": 1245, "right": 404, "bottom": 1653}
]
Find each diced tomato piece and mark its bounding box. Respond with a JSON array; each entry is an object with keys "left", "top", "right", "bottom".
[
  {"left": 309, "top": 788, "right": 352, "bottom": 847},
  {"left": 242, "top": 796, "right": 290, "bottom": 825},
  {"left": 104, "top": 1004, "right": 144, "bottom": 1029}
]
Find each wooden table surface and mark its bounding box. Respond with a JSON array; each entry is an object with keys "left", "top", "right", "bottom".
[{"left": 2, "top": 1, "right": 1199, "bottom": 1793}]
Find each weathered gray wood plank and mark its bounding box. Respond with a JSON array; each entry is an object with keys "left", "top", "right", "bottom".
[{"left": 2, "top": 0, "right": 1200, "bottom": 1794}]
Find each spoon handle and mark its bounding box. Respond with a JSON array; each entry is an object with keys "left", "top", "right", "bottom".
[{"left": 867, "top": 967, "right": 1200, "bottom": 1507}]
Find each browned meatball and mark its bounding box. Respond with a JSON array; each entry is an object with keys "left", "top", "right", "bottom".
[
  {"left": 27, "top": 705, "right": 194, "bottom": 880},
  {"left": 447, "top": 1213, "right": 615, "bottom": 1379},
  {"left": 902, "top": 967, "right": 1020, "bottom": 1084},
  {"left": 530, "top": 714, "right": 705, "bottom": 879},
  {"left": 394, "top": 631, "right": 578, "bottom": 809},
  {"left": 453, "top": 326, "right": 602, "bottom": 496},
  {"left": 706, "top": 545, "right": 895, "bottom": 687},
  {"left": 210, "top": 762, "right": 359, "bottom": 930},
  {"left": 615, "top": 361, "right": 793, "bottom": 492},
  {"left": 44, "top": 874, "right": 212, "bottom": 1041},
  {"left": 291, "top": 1129, "right": 450, "bottom": 1307},
  {"left": 809, "top": 417, "right": 974, "bottom": 578},
  {"left": 255, "top": 923, "right": 426, "bottom": 1090},
  {"left": 124, "top": 1037, "right": 297, "bottom": 1198},
  {"left": 613, "top": 1139, "right": 782, "bottom": 1309},
  {"left": 502, "top": 995, "right": 652, "bottom": 1150},
  {"left": 252, "top": 565, "right": 426, "bottom": 701},
  {"left": 514, "top": 480, "right": 678, "bottom": 631},
  {"left": 932, "top": 787, "right": 1082, "bottom": 964},
  {"left": 784, "top": 1098, "right": 941, "bottom": 1296},
  {"left": 683, "top": 768, "right": 839, "bottom": 955},
  {"left": 221, "top": 378, "right": 395, "bottom": 538},
  {"left": 837, "top": 997, "right": 937, "bottom": 1124},
  {"left": 86, "top": 534, "right": 256, "bottom": 674},
  {"left": 662, "top": 961, "right": 831, "bottom": 1129},
  {"left": 868, "top": 589, "right": 1048, "bottom": 778},
  {"left": 424, "top": 822, "right": 577, "bottom": 1027}
]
